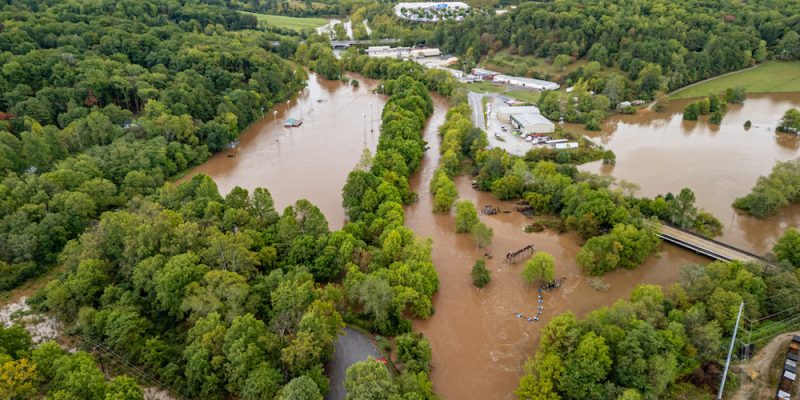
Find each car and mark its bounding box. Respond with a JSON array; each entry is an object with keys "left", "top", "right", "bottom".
[{"left": 501, "top": 126, "right": 507, "bottom": 132}]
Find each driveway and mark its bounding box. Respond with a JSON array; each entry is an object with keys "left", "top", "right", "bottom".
[
  {"left": 468, "top": 91, "right": 486, "bottom": 129},
  {"left": 325, "top": 327, "right": 382, "bottom": 400}
]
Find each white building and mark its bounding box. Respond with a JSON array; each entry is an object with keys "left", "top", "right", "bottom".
[
  {"left": 496, "top": 106, "right": 540, "bottom": 123},
  {"left": 510, "top": 113, "right": 555, "bottom": 134},
  {"left": 493, "top": 74, "right": 559, "bottom": 91},
  {"left": 395, "top": 2, "right": 470, "bottom": 22}
]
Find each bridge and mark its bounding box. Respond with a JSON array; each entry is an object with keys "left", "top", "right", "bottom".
[
  {"left": 659, "top": 224, "right": 767, "bottom": 264},
  {"left": 331, "top": 39, "right": 401, "bottom": 50}
]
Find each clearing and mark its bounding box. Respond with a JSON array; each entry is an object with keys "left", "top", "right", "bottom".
[
  {"left": 240, "top": 12, "right": 328, "bottom": 31},
  {"left": 670, "top": 61, "right": 800, "bottom": 100}
]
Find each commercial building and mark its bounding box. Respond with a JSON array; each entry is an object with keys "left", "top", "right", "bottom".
[
  {"left": 471, "top": 68, "right": 499, "bottom": 80},
  {"left": 366, "top": 46, "right": 442, "bottom": 60},
  {"left": 510, "top": 113, "right": 555, "bottom": 134},
  {"left": 496, "top": 106, "right": 540, "bottom": 123},
  {"left": 395, "top": 2, "right": 470, "bottom": 22},
  {"left": 493, "top": 75, "right": 559, "bottom": 91}
]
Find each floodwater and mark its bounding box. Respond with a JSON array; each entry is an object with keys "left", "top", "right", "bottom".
[
  {"left": 406, "top": 96, "right": 707, "bottom": 400},
  {"left": 577, "top": 93, "right": 800, "bottom": 253},
  {"left": 182, "top": 73, "right": 386, "bottom": 229}
]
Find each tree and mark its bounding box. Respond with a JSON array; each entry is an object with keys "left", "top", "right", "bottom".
[
  {"left": 344, "top": 358, "right": 397, "bottom": 400},
  {"left": 471, "top": 258, "right": 491, "bottom": 288},
  {"left": 774, "top": 228, "right": 800, "bottom": 267},
  {"left": 432, "top": 172, "right": 458, "bottom": 213},
  {"left": 395, "top": 333, "right": 432, "bottom": 373},
  {"left": 470, "top": 222, "right": 493, "bottom": 248},
  {"left": 454, "top": 200, "right": 479, "bottom": 233},
  {"left": 523, "top": 252, "right": 555, "bottom": 285},
  {"left": 276, "top": 376, "right": 322, "bottom": 400},
  {"left": 0, "top": 358, "right": 39, "bottom": 399},
  {"left": 558, "top": 332, "right": 612, "bottom": 399},
  {"left": 554, "top": 54, "right": 571, "bottom": 71},
  {"left": 105, "top": 376, "right": 144, "bottom": 400},
  {"left": 778, "top": 108, "right": 800, "bottom": 133}
]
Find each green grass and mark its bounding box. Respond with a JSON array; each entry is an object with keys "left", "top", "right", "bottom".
[
  {"left": 670, "top": 61, "right": 800, "bottom": 100},
  {"left": 466, "top": 80, "right": 506, "bottom": 94},
  {"left": 240, "top": 11, "right": 328, "bottom": 31}
]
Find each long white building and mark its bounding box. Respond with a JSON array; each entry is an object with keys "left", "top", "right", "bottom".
[{"left": 493, "top": 74, "right": 559, "bottom": 91}]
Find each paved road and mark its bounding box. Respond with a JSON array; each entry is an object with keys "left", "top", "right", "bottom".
[
  {"left": 467, "top": 91, "right": 485, "bottom": 130},
  {"left": 325, "top": 327, "right": 382, "bottom": 400},
  {"left": 659, "top": 225, "right": 762, "bottom": 263}
]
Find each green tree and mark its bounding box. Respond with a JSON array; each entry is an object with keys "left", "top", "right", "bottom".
[
  {"left": 554, "top": 54, "right": 571, "bottom": 71},
  {"left": 276, "top": 376, "right": 322, "bottom": 400},
  {"left": 523, "top": 252, "right": 555, "bottom": 285},
  {"left": 774, "top": 228, "right": 800, "bottom": 267},
  {"left": 454, "top": 200, "right": 479, "bottom": 233},
  {"left": 558, "top": 332, "right": 612, "bottom": 399},
  {"left": 471, "top": 258, "right": 491, "bottom": 288},
  {"left": 344, "top": 358, "right": 397, "bottom": 400},
  {"left": 395, "top": 333, "right": 432, "bottom": 373}
]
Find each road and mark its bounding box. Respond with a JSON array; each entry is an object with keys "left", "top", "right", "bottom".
[
  {"left": 325, "top": 327, "right": 382, "bottom": 400},
  {"left": 658, "top": 225, "right": 763, "bottom": 264},
  {"left": 468, "top": 91, "right": 485, "bottom": 130}
]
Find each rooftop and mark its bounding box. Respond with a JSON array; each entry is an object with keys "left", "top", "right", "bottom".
[
  {"left": 510, "top": 113, "right": 554, "bottom": 127},
  {"left": 494, "top": 74, "right": 559, "bottom": 88}
]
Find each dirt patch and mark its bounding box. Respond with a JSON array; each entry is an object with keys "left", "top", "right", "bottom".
[
  {"left": 731, "top": 331, "right": 800, "bottom": 399},
  {"left": 0, "top": 296, "right": 62, "bottom": 344}
]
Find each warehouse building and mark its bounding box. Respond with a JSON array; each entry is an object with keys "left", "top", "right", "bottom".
[
  {"left": 493, "top": 74, "right": 559, "bottom": 91},
  {"left": 496, "top": 106, "right": 540, "bottom": 123},
  {"left": 510, "top": 113, "right": 555, "bottom": 134}
]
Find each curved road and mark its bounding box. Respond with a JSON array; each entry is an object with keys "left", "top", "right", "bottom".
[
  {"left": 468, "top": 91, "right": 486, "bottom": 130},
  {"left": 325, "top": 327, "right": 382, "bottom": 400}
]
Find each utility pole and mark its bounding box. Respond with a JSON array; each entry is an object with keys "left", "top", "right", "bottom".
[
  {"left": 718, "top": 302, "right": 744, "bottom": 400},
  {"left": 362, "top": 113, "right": 367, "bottom": 146}
]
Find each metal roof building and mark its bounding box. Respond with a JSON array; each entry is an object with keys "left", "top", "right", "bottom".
[
  {"left": 496, "top": 106, "right": 540, "bottom": 123},
  {"left": 510, "top": 113, "right": 555, "bottom": 134},
  {"left": 493, "top": 75, "right": 559, "bottom": 91}
]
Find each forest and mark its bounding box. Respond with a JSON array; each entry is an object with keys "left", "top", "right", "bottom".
[
  {"left": 428, "top": 0, "right": 800, "bottom": 95},
  {"left": 517, "top": 230, "right": 800, "bottom": 400},
  {"left": 0, "top": 0, "right": 304, "bottom": 291}
]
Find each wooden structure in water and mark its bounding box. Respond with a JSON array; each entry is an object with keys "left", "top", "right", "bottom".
[{"left": 505, "top": 244, "right": 535, "bottom": 264}]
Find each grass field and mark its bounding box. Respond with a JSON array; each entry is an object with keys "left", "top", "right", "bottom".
[
  {"left": 669, "top": 61, "right": 800, "bottom": 100},
  {"left": 240, "top": 12, "right": 328, "bottom": 31}
]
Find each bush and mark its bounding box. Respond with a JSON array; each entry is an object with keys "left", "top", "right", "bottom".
[{"left": 471, "top": 258, "right": 491, "bottom": 288}]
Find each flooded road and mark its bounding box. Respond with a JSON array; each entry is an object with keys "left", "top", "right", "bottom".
[
  {"left": 578, "top": 93, "right": 800, "bottom": 253},
  {"left": 406, "top": 96, "right": 707, "bottom": 400},
  {"left": 183, "top": 73, "right": 386, "bottom": 229}
]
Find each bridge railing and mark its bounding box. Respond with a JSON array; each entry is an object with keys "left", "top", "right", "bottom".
[{"left": 659, "top": 223, "right": 766, "bottom": 261}]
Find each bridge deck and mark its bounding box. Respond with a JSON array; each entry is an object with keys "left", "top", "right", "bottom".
[{"left": 659, "top": 224, "right": 763, "bottom": 263}]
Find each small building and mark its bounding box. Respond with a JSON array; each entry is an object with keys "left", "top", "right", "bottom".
[
  {"left": 471, "top": 68, "right": 499, "bottom": 80},
  {"left": 496, "top": 106, "right": 541, "bottom": 123},
  {"left": 284, "top": 118, "right": 302, "bottom": 127},
  {"left": 554, "top": 142, "right": 579, "bottom": 149},
  {"left": 493, "top": 75, "right": 559, "bottom": 91},
  {"left": 410, "top": 48, "right": 441, "bottom": 58},
  {"left": 510, "top": 113, "right": 555, "bottom": 134}
]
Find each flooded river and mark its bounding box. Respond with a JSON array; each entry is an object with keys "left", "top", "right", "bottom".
[
  {"left": 183, "top": 73, "right": 386, "bottom": 229},
  {"left": 185, "top": 77, "right": 799, "bottom": 399},
  {"left": 578, "top": 93, "right": 800, "bottom": 253},
  {"left": 406, "top": 96, "right": 706, "bottom": 400}
]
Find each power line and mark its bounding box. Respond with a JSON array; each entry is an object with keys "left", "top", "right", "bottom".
[{"left": 75, "top": 334, "right": 187, "bottom": 400}]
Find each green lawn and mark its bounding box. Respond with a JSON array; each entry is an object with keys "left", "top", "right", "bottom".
[
  {"left": 669, "top": 61, "right": 800, "bottom": 100},
  {"left": 466, "top": 80, "right": 506, "bottom": 94},
  {"left": 240, "top": 12, "right": 328, "bottom": 31}
]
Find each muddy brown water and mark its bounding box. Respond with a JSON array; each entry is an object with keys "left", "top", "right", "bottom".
[
  {"left": 185, "top": 81, "right": 799, "bottom": 399},
  {"left": 406, "top": 95, "right": 707, "bottom": 400},
  {"left": 577, "top": 93, "right": 800, "bottom": 254},
  {"left": 182, "top": 73, "right": 386, "bottom": 230}
]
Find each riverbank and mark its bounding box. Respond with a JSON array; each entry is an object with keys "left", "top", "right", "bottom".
[{"left": 669, "top": 61, "right": 800, "bottom": 100}]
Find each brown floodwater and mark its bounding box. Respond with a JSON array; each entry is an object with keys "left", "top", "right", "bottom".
[
  {"left": 181, "top": 73, "right": 386, "bottom": 229},
  {"left": 577, "top": 93, "right": 800, "bottom": 254},
  {"left": 184, "top": 76, "right": 799, "bottom": 399},
  {"left": 406, "top": 96, "right": 707, "bottom": 400}
]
